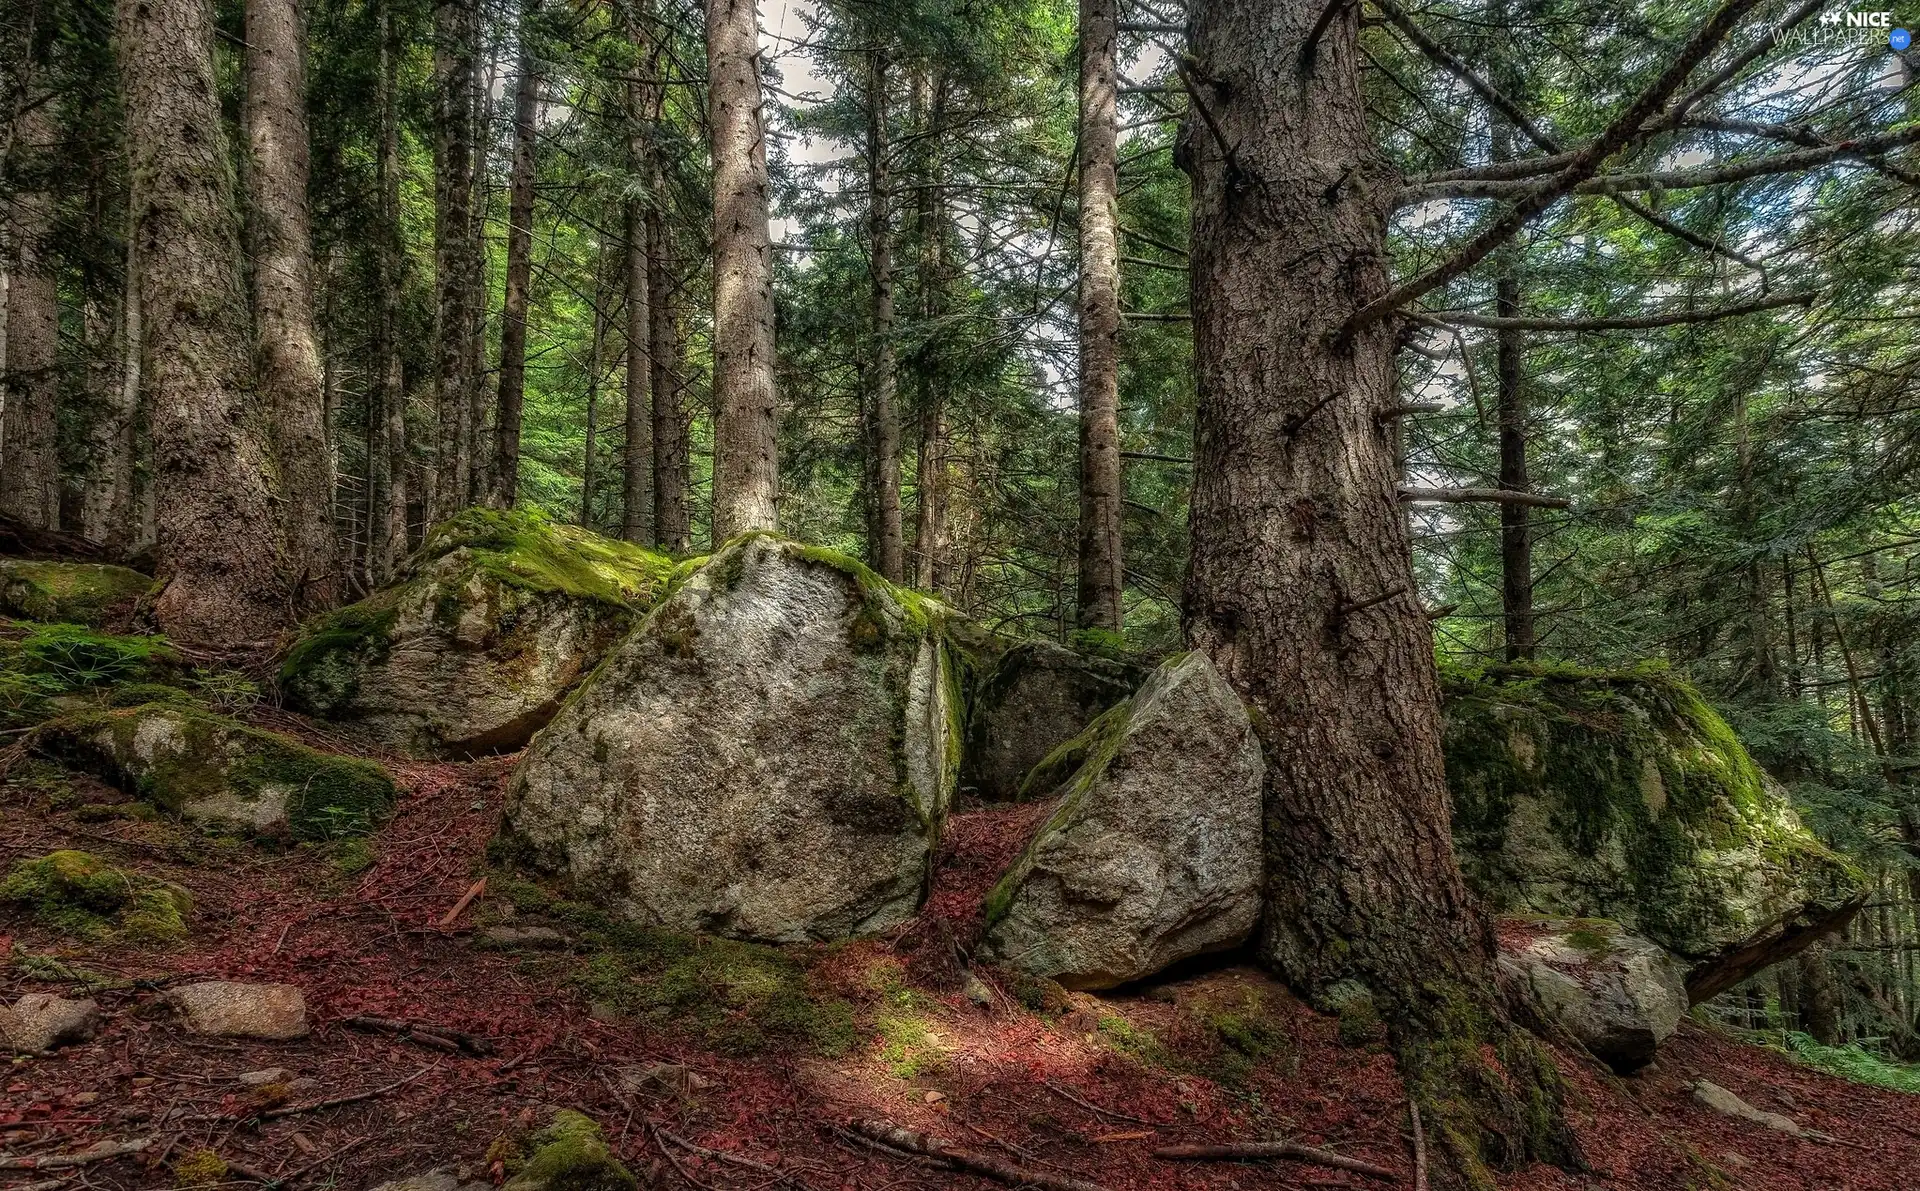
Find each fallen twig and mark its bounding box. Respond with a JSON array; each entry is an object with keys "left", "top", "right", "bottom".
[
  {"left": 259, "top": 1067, "right": 431, "bottom": 1120},
  {"left": 847, "top": 1119, "right": 1110, "bottom": 1191},
  {"left": 658, "top": 1128, "right": 812, "bottom": 1189},
  {"left": 647, "top": 1121, "right": 716, "bottom": 1190},
  {"left": 1409, "top": 1098, "right": 1428, "bottom": 1191},
  {"left": 342, "top": 1014, "right": 492, "bottom": 1056},
  {"left": 437, "top": 878, "right": 487, "bottom": 927},
  {"left": 0, "top": 1138, "right": 155, "bottom": 1170},
  {"left": 1043, "top": 1080, "right": 1151, "bottom": 1125},
  {"left": 1153, "top": 1140, "right": 1398, "bottom": 1181}
]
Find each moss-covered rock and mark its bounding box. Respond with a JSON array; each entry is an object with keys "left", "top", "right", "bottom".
[
  {"left": 0, "top": 850, "right": 192, "bottom": 942},
  {"left": 279, "top": 508, "right": 674, "bottom": 758},
  {"left": 1495, "top": 916, "right": 1687, "bottom": 1073},
  {"left": 0, "top": 560, "right": 151, "bottom": 626},
  {"left": 499, "top": 1110, "right": 637, "bottom": 1191},
  {"left": 962, "top": 638, "right": 1142, "bottom": 801},
  {"left": 1442, "top": 662, "right": 1866, "bottom": 1001},
  {"left": 502, "top": 533, "right": 961, "bottom": 943},
  {"left": 37, "top": 703, "right": 396, "bottom": 839}
]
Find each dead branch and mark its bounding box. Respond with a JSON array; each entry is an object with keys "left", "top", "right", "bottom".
[
  {"left": 342, "top": 1014, "right": 493, "bottom": 1056},
  {"left": 1044, "top": 1080, "right": 1153, "bottom": 1125},
  {"left": 437, "top": 878, "right": 487, "bottom": 927},
  {"left": 1373, "top": 0, "right": 1557, "bottom": 152},
  {"left": 847, "top": 1119, "right": 1112, "bottom": 1191},
  {"left": 657, "top": 1128, "right": 813, "bottom": 1190},
  {"left": 1410, "top": 1098, "right": 1429, "bottom": 1191},
  {"left": 1153, "top": 1140, "right": 1398, "bottom": 1181},
  {"left": 0, "top": 1138, "right": 155, "bottom": 1170},
  {"left": 1419, "top": 289, "right": 1813, "bottom": 332},
  {"left": 1398, "top": 486, "right": 1571, "bottom": 509},
  {"left": 259, "top": 1067, "right": 431, "bottom": 1120}
]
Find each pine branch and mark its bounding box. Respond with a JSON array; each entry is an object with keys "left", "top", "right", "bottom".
[{"left": 1419, "top": 289, "right": 1813, "bottom": 332}]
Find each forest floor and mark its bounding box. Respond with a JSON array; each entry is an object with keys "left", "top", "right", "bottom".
[{"left": 3, "top": 722, "right": 1917, "bottom": 1191}]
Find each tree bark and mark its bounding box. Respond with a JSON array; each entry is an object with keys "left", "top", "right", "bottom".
[
  {"left": 1075, "top": 0, "right": 1123, "bottom": 631},
  {"left": 245, "top": 0, "right": 338, "bottom": 608},
  {"left": 120, "top": 0, "right": 291, "bottom": 643},
  {"left": 0, "top": 94, "right": 60, "bottom": 529},
  {"left": 371, "top": 0, "right": 410, "bottom": 580},
  {"left": 621, "top": 5, "right": 654, "bottom": 544},
  {"left": 1493, "top": 265, "right": 1533, "bottom": 661},
  {"left": 911, "top": 69, "right": 947, "bottom": 592},
  {"left": 862, "top": 48, "right": 904, "bottom": 582},
  {"left": 79, "top": 225, "right": 139, "bottom": 551},
  {"left": 431, "top": 0, "right": 480, "bottom": 520},
  {"left": 1178, "top": 1, "right": 1577, "bottom": 1181},
  {"left": 706, "top": 0, "right": 779, "bottom": 540},
  {"left": 648, "top": 131, "right": 691, "bottom": 553},
  {"left": 582, "top": 255, "right": 607, "bottom": 528},
  {"left": 492, "top": 3, "right": 540, "bottom": 509}
]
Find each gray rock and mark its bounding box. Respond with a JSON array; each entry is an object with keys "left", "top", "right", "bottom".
[
  {"left": 1496, "top": 918, "right": 1687, "bottom": 1072},
  {"left": 1692, "top": 1080, "right": 1803, "bottom": 1137},
  {"left": 366, "top": 1172, "right": 461, "bottom": 1191},
  {"left": 502, "top": 534, "right": 961, "bottom": 943},
  {"left": 962, "top": 640, "right": 1140, "bottom": 801},
  {"left": 0, "top": 993, "right": 102, "bottom": 1053},
  {"left": 281, "top": 509, "right": 672, "bottom": 759},
  {"left": 982, "top": 652, "right": 1264, "bottom": 990},
  {"left": 962, "top": 972, "right": 994, "bottom": 1008},
  {"left": 477, "top": 925, "right": 571, "bottom": 950},
  {"left": 236, "top": 1067, "right": 291, "bottom": 1086},
  {"left": 168, "top": 982, "right": 308, "bottom": 1040}
]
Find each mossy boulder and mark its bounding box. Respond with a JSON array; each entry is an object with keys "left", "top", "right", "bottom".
[
  {"left": 279, "top": 508, "right": 674, "bottom": 758},
  {"left": 982, "top": 652, "right": 1264, "bottom": 990},
  {"left": 0, "top": 850, "right": 192, "bottom": 942},
  {"left": 499, "top": 1110, "right": 638, "bottom": 1191},
  {"left": 0, "top": 560, "right": 151, "bottom": 626},
  {"left": 37, "top": 703, "right": 396, "bottom": 839},
  {"left": 963, "top": 638, "right": 1142, "bottom": 801},
  {"left": 1495, "top": 916, "right": 1687, "bottom": 1073},
  {"left": 502, "top": 533, "right": 961, "bottom": 943},
  {"left": 1442, "top": 662, "right": 1866, "bottom": 1001}
]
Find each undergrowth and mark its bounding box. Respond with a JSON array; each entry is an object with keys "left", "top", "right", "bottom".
[{"left": 1778, "top": 1031, "right": 1920, "bottom": 1094}]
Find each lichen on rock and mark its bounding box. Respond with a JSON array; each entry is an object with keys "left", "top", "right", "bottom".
[
  {"left": 501, "top": 532, "right": 961, "bottom": 944},
  {"left": 0, "top": 559, "right": 152, "bottom": 626},
  {"left": 962, "top": 638, "right": 1141, "bottom": 801},
  {"left": 0, "top": 849, "right": 192, "bottom": 942},
  {"left": 280, "top": 507, "right": 674, "bottom": 758},
  {"left": 37, "top": 703, "right": 396, "bottom": 839},
  {"left": 1496, "top": 916, "right": 1687, "bottom": 1073},
  {"left": 1441, "top": 661, "right": 1866, "bottom": 1001}
]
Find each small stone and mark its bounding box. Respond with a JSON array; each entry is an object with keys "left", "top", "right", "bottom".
[
  {"left": 68, "top": 1091, "right": 101, "bottom": 1106},
  {"left": 1722, "top": 1152, "right": 1752, "bottom": 1169},
  {"left": 0, "top": 994, "right": 102, "bottom": 1054},
  {"left": 237, "top": 1067, "right": 291, "bottom": 1086},
  {"left": 923, "top": 1090, "right": 947, "bottom": 1105},
  {"left": 366, "top": 1172, "right": 461, "bottom": 1191},
  {"left": 616, "top": 1062, "right": 712, "bottom": 1099},
  {"left": 167, "top": 982, "right": 308, "bottom": 1040},
  {"left": 477, "top": 925, "right": 570, "bottom": 950},
  {"left": 1692, "top": 1080, "right": 1803, "bottom": 1137},
  {"left": 961, "top": 973, "right": 994, "bottom": 1008}
]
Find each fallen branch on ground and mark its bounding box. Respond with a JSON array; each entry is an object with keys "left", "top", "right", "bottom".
[
  {"left": 847, "top": 1119, "right": 1111, "bottom": 1191},
  {"left": 657, "top": 1127, "right": 812, "bottom": 1189},
  {"left": 260, "top": 1068, "right": 431, "bottom": 1120},
  {"left": 0, "top": 1138, "right": 155, "bottom": 1170},
  {"left": 1043, "top": 1080, "right": 1152, "bottom": 1125},
  {"left": 1153, "top": 1140, "right": 1398, "bottom": 1181},
  {"left": 1410, "top": 1098, "right": 1429, "bottom": 1191},
  {"left": 437, "top": 878, "right": 487, "bottom": 927},
  {"left": 343, "top": 1014, "right": 493, "bottom": 1056}
]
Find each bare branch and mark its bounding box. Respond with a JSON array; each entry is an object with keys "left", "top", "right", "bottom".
[
  {"left": 1418, "top": 288, "right": 1814, "bottom": 332},
  {"left": 1399, "top": 485, "right": 1572, "bottom": 509},
  {"left": 1373, "top": 0, "right": 1558, "bottom": 152}
]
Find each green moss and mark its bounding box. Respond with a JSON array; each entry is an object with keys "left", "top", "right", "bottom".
[
  {"left": 1066, "top": 626, "right": 1133, "bottom": 662},
  {"left": 422, "top": 507, "right": 673, "bottom": 609},
  {"left": 1097, "top": 1013, "right": 1173, "bottom": 1068},
  {"left": 0, "top": 560, "right": 152, "bottom": 626},
  {"left": 106, "top": 682, "right": 203, "bottom": 709},
  {"left": 16, "top": 624, "right": 179, "bottom": 689},
  {"left": 0, "top": 850, "right": 191, "bottom": 942},
  {"left": 500, "top": 1110, "right": 637, "bottom": 1191},
  {"left": 866, "top": 959, "right": 948, "bottom": 1078},
  {"left": 277, "top": 600, "right": 400, "bottom": 709},
  {"left": 171, "top": 1148, "right": 229, "bottom": 1187}
]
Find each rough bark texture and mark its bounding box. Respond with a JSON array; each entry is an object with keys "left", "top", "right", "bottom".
[
  {"left": 1178, "top": 2, "right": 1575, "bottom": 1183},
  {"left": 649, "top": 171, "right": 690, "bottom": 553},
  {"left": 621, "top": 10, "right": 653, "bottom": 546},
  {"left": 245, "top": 0, "right": 338, "bottom": 608},
  {"left": 863, "top": 50, "right": 904, "bottom": 583},
  {"left": 493, "top": 10, "right": 540, "bottom": 510},
  {"left": 120, "top": 0, "right": 291, "bottom": 644},
  {"left": 581, "top": 257, "right": 606, "bottom": 527},
  {"left": 432, "top": 0, "right": 480, "bottom": 518},
  {"left": 371, "top": 0, "right": 410, "bottom": 581},
  {"left": 1075, "top": 0, "right": 1123, "bottom": 631},
  {"left": 1494, "top": 266, "right": 1533, "bottom": 661},
  {"left": 911, "top": 71, "right": 948, "bottom": 592},
  {"left": 1, "top": 94, "right": 60, "bottom": 530},
  {"left": 706, "top": 0, "right": 779, "bottom": 540}
]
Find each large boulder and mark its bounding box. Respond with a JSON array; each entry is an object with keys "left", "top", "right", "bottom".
[
  {"left": 502, "top": 534, "right": 961, "bottom": 943},
  {"left": 39, "top": 703, "right": 396, "bottom": 838},
  {"left": 1443, "top": 663, "right": 1866, "bottom": 1001},
  {"left": 279, "top": 509, "right": 672, "bottom": 758},
  {"left": 981, "top": 652, "right": 1264, "bottom": 990},
  {"left": 1496, "top": 917, "right": 1687, "bottom": 1073},
  {"left": 0, "top": 560, "right": 151, "bottom": 626},
  {"left": 962, "top": 639, "right": 1141, "bottom": 801}
]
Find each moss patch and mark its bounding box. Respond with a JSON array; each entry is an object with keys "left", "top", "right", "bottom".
[
  {"left": 499, "top": 1110, "right": 637, "bottom": 1191},
  {"left": 14, "top": 624, "right": 179, "bottom": 689},
  {"left": 419, "top": 507, "right": 674, "bottom": 608},
  {"left": 0, "top": 560, "right": 152, "bottom": 626},
  {"left": 0, "top": 849, "right": 191, "bottom": 942}
]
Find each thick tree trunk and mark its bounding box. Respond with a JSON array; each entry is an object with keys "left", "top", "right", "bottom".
[
  {"left": 493, "top": 8, "right": 540, "bottom": 509},
  {"left": 706, "top": 0, "right": 779, "bottom": 540},
  {"left": 120, "top": 0, "right": 291, "bottom": 643},
  {"left": 432, "top": 0, "right": 480, "bottom": 519},
  {"left": 1075, "top": 0, "right": 1123, "bottom": 631},
  {"left": 911, "top": 70, "right": 947, "bottom": 592},
  {"left": 0, "top": 95, "right": 60, "bottom": 529},
  {"left": 623, "top": 201, "right": 651, "bottom": 543},
  {"left": 371, "top": 0, "right": 409, "bottom": 581},
  {"left": 245, "top": 0, "right": 338, "bottom": 608},
  {"left": 649, "top": 150, "right": 691, "bottom": 553},
  {"left": 1178, "top": 1, "right": 1576, "bottom": 1182},
  {"left": 862, "top": 49, "right": 904, "bottom": 582}
]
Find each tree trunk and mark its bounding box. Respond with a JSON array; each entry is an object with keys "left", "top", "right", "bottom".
[
  {"left": 648, "top": 133, "right": 691, "bottom": 553},
  {"left": 468, "top": 34, "right": 498, "bottom": 507},
  {"left": 245, "top": 0, "right": 338, "bottom": 608},
  {"left": 1075, "top": 0, "right": 1123, "bottom": 631},
  {"left": 371, "top": 0, "right": 409, "bottom": 581},
  {"left": 492, "top": 4, "right": 540, "bottom": 509},
  {"left": 582, "top": 255, "right": 607, "bottom": 528},
  {"left": 706, "top": 0, "right": 779, "bottom": 540},
  {"left": 80, "top": 215, "right": 139, "bottom": 552},
  {"left": 623, "top": 200, "right": 651, "bottom": 543},
  {"left": 862, "top": 48, "right": 904, "bottom": 582},
  {"left": 1800, "top": 944, "right": 1841, "bottom": 1045},
  {"left": 1178, "top": 1, "right": 1576, "bottom": 1182},
  {"left": 431, "top": 0, "right": 480, "bottom": 519},
  {"left": 911, "top": 69, "right": 947, "bottom": 592},
  {"left": 1494, "top": 263, "right": 1533, "bottom": 662},
  {"left": 120, "top": 0, "right": 291, "bottom": 643},
  {"left": 0, "top": 94, "right": 60, "bottom": 529}
]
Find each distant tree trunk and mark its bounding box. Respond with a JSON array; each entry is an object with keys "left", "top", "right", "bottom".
[
  {"left": 1494, "top": 264, "right": 1534, "bottom": 661},
  {"left": 371, "top": 0, "right": 409, "bottom": 582},
  {"left": 1075, "top": 0, "right": 1123, "bottom": 631},
  {"left": 245, "top": 0, "right": 338, "bottom": 608},
  {"left": 492, "top": 6, "right": 540, "bottom": 509},
  {"left": 1736, "top": 389, "right": 1777, "bottom": 694},
  {"left": 706, "top": 0, "right": 779, "bottom": 540},
  {"left": 862, "top": 47, "right": 904, "bottom": 582},
  {"left": 119, "top": 0, "right": 290, "bottom": 643},
  {"left": 468, "top": 36, "right": 498, "bottom": 507},
  {"left": 0, "top": 95, "right": 60, "bottom": 529},
  {"left": 622, "top": 200, "right": 651, "bottom": 543},
  {"left": 431, "top": 0, "right": 480, "bottom": 519},
  {"left": 648, "top": 142, "right": 691, "bottom": 553},
  {"left": 582, "top": 258, "right": 607, "bottom": 528},
  {"left": 1799, "top": 944, "right": 1841, "bottom": 1044},
  {"left": 1178, "top": 0, "right": 1576, "bottom": 1179},
  {"left": 79, "top": 230, "right": 138, "bottom": 550},
  {"left": 911, "top": 70, "right": 947, "bottom": 591}
]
